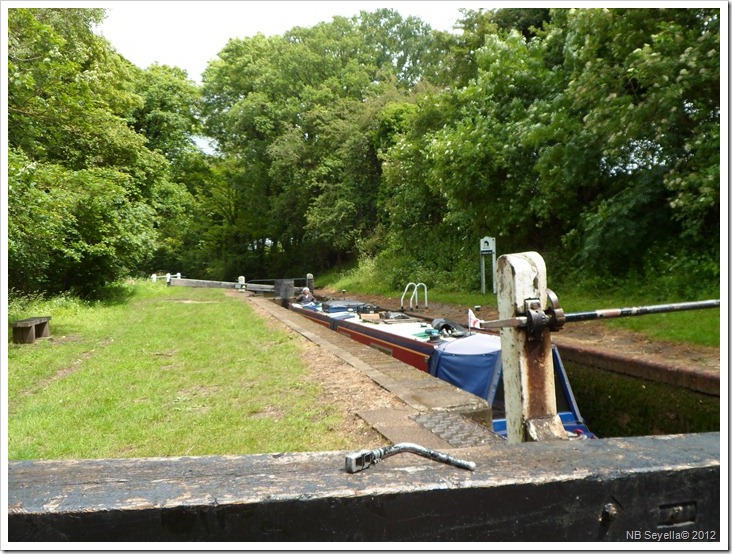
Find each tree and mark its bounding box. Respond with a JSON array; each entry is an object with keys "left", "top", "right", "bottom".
[
  {"left": 8, "top": 8, "right": 197, "bottom": 295},
  {"left": 491, "top": 7, "right": 551, "bottom": 38},
  {"left": 200, "top": 10, "right": 441, "bottom": 277},
  {"left": 355, "top": 8, "right": 437, "bottom": 88},
  {"left": 130, "top": 64, "right": 201, "bottom": 162},
  {"left": 8, "top": 149, "right": 156, "bottom": 295},
  {"left": 534, "top": 8, "right": 720, "bottom": 272},
  {"left": 7, "top": 149, "right": 72, "bottom": 293},
  {"left": 11, "top": 7, "right": 718, "bottom": 295},
  {"left": 375, "top": 7, "right": 719, "bottom": 285},
  {"left": 8, "top": 8, "right": 146, "bottom": 172}
]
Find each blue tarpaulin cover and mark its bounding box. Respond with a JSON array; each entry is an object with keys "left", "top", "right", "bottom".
[{"left": 428, "top": 333, "right": 502, "bottom": 399}]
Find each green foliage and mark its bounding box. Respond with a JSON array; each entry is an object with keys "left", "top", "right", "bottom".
[
  {"left": 199, "top": 10, "right": 443, "bottom": 279},
  {"left": 491, "top": 7, "right": 551, "bottom": 38},
  {"left": 130, "top": 64, "right": 201, "bottom": 161},
  {"left": 369, "top": 7, "right": 720, "bottom": 286},
  {"left": 8, "top": 7, "right": 720, "bottom": 303},
  {"left": 8, "top": 8, "right": 198, "bottom": 297},
  {"left": 355, "top": 8, "right": 437, "bottom": 88},
  {"left": 8, "top": 8, "right": 144, "bottom": 170},
  {"left": 8, "top": 149, "right": 69, "bottom": 292},
  {"left": 549, "top": 255, "right": 719, "bottom": 348},
  {"left": 8, "top": 149, "right": 158, "bottom": 295},
  {"left": 570, "top": 170, "right": 678, "bottom": 274},
  {"left": 636, "top": 248, "right": 720, "bottom": 301},
  {"left": 556, "top": 8, "right": 720, "bottom": 247}
]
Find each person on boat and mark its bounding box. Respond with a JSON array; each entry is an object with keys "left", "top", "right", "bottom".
[{"left": 295, "top": 287, "right": 316, "bottom": 304}]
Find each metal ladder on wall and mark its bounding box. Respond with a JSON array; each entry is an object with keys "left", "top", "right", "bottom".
[{"left": 400, "top": 282, "right": 428, "bottom": 311}]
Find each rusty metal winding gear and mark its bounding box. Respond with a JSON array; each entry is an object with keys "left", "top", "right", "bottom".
[
  {"left": 545, "top": 289, "right": 566, "bottom": 332},
  {"left": 523, "top": 290, "right": 566, "bottom": 338},
  {"left": 481, "top": 293, "right": 719, "bottom": 333}
]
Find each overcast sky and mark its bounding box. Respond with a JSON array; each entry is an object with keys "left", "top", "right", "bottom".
[{"left": 96, "top": 1, "right": 494, "bottom": 83}]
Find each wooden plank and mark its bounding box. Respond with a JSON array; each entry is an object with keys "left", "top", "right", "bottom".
[
  {"left": 244, "top": 283, "right": 275, "bottom": 292},
  {"left": 7, "top": 433, "right": 720, "bottom": 542},
  {"left": 12, "top": 326, "right": 35, "bottom": 344},
  {"left": 169, "top": 278, "right": 238, "bottom": 289},
  {"left": 497, "top": 252, "right": 564, "bottom": 443},
  {"left": 11, "top": 316, "right": 51, "bottom": 328}
]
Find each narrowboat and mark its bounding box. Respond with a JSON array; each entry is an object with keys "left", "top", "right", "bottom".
[{"left": 289, "top": 299, "right": 594, "bottom": 439}]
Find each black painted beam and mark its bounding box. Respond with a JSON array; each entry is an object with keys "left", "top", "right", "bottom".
[{"left": 8, "top": 433, "right": 720, "bottom": 543}]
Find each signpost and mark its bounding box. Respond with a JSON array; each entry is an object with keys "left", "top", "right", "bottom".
[{"left": 480, "top": 236, "right": 496, "bottom": 294}]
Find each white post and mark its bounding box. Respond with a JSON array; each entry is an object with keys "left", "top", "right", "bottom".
[
  {"left": 492, "top": 250, "right": 497, "bottom": 294},
  {"left": 151, "top": 273, "right": 157, "bottom": 283},
  {"left": 166, "top": 273, "right": 171, "bottom": 285},
  {"left": 496, "top": 252, "right": 566, "bottom": 444},
  {"left": 480, "top": 255, "right": 486, "bottom": 295}
]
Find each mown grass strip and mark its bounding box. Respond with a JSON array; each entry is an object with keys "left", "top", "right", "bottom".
[{"left": 8, "top": 283, "right": 350, "bottom": 460}]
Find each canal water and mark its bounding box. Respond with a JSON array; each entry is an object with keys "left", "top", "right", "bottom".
[{"left": 563, "top": 362, "right": 720, "bottom": 438}]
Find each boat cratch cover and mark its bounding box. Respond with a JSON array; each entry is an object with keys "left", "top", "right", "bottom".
[{"left": 428, "top": 333, "right": 502, "bottom": 399}]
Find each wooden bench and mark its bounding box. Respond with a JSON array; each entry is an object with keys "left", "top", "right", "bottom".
[{"left": 11, "top": 316, "right": 52, "bottom": 344}]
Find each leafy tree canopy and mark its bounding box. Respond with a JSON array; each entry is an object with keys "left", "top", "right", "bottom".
[
  {"left": 8, "top": 7, "right": 720, "bottom": 297},
  {"left": 8, "top": 8, "right": 198, "bottom": 295}
]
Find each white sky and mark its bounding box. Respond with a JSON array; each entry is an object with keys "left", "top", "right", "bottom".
[
  {"left": 95, "top": 1, "right": 494, "bottom": 83},
  {"left": 9, "top": 1, "right": 716, "bottom": 84}
]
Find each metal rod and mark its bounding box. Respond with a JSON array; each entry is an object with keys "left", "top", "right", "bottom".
[
  {"left": 564, "top": 299, "right": 720, "bottom": 323},
  {"left": 481, "top": 299, "right": 720, "bottom": 330}
]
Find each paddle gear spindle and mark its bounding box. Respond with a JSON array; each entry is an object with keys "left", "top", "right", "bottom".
[{"left": 482, "top": 294, "right": 720, "bottom": 338}]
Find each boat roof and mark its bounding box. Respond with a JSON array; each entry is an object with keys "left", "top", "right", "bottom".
[
  {"left": 292, "top": 301, "right": 455, "bottom": 343},
  {"left": 433, "top": 333, "right": 502, "bottom": 354}
]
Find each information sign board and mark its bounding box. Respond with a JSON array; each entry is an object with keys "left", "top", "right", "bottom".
[{"left": 480, "top": 236, "right": 496, "bottom": 254}]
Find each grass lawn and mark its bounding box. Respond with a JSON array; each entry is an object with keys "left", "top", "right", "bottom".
[
  {"left": 555, "top": 288, "right": 721, "bottom": 348},
  {"left": 7, "top": 282, "right": 353, "bottom": 460}
]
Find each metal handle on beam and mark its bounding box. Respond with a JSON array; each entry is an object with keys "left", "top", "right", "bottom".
[{"left": 345, "top": 443, "right": 476, "bottom": 473}]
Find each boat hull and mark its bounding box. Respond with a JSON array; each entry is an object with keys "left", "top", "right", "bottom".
[
  {"left": 288, "top": 302, "right": 594, "bottom": 438},
  {"left": 334, "top": 319, "right": 435, "bottom": 372},
  {"left": 291, "top": 304, "right": 436, "bottom": 372}
]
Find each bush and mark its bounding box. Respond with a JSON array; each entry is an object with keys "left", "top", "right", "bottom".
[{"left": 8, "top": 150, "right": 159, "bottom": 298}]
